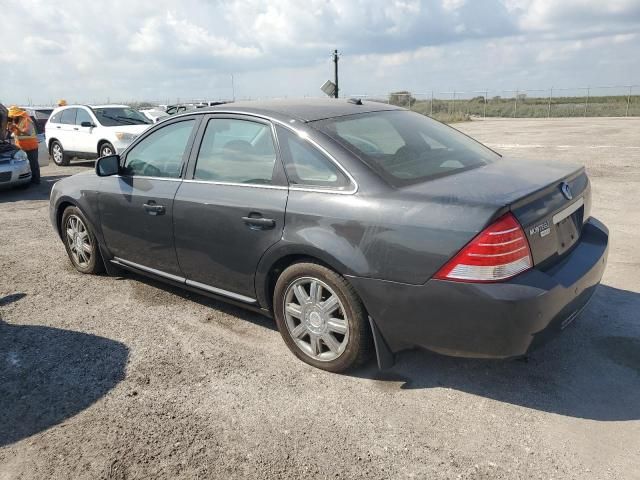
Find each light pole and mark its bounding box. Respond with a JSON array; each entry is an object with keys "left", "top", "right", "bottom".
[{"left": 333, "top": 50, "right": 339, "bottom": 98}]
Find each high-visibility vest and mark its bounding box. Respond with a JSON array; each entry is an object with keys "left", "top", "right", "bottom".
[{"left": 14, "top": 115, "right": 38, "bottom": 151}]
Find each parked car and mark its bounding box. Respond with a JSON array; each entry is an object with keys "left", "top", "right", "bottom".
[
  {"left": 0, "top": 140, "right": 31, "bottom": 189},
  {"left": 140, "top": 108, "right": 170, "bottom": 123},
  {"left": 45, "top": 104, "right": 152, "bottom": 166},
  {"left": 49, "top": 99, "right": 608, "bottom": 372}
]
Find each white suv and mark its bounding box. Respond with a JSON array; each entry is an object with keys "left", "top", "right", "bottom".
[{"left": 45, "top": 105, "right": 152, "bottom": 166}]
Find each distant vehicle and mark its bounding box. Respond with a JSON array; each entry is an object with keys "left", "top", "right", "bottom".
[
  {"left": 49, "top": 99, "right": 608, "bottom": 372},
  {"left": 20, "top": 106, "right": 53, "bottom": 167},
  {"left": 45, "top": 104, "right": 152, "bottom": 166},
  {"left": 140, "top": 108, "right": 170, "bottom": 123},
  {"left": 0, "top": 141, "right": 31, "bottom": 189},
  {"left": 20, "top": 106, "right": 53, "bottom": 134}
]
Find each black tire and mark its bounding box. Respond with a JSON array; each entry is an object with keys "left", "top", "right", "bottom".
[
  {"left": 99, "top": 142, "right": 115, "bottom": 158},
  {"left": 50, "top": 140, "right": 70, "bottom": 166},
  {"left": 273, "top": 262, "right": 373, "bottom": 373},
  {"left": 61, "top": 206, "right": 105, "bottom": 274}
]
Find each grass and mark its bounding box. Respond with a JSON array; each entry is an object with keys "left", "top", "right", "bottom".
[{"left": 389, "top": 94, "right": 640, "bottom": 119}]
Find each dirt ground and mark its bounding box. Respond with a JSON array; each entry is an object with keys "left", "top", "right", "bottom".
[{"left": 1, "top": 117, "right": 639, "bottom": 479}]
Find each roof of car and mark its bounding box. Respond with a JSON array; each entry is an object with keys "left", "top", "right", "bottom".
[
  {"left": 89, "top": 104, "right": 130, "bottom": 109},
  {"left": 203, "top": 98, "right": 405, "bottom": 123}
]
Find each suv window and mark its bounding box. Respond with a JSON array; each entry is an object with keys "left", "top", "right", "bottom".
[
  {"left": 60, "top": 108, "right": 77, "bottom": 125},
  {"left": 75, "top": 109, "right": 93, "bottom": 126},
  {"left": 49, "top": 111, "right": 63, "bottom": 124},
  {"left": 123, "top": 120, "right": 195, "bottom": 178},
  {"left": 276, "top": 126, "right": 350, "bottom": 189},
  {"left": 194, "top": 118, "right": 277, "bottom": 185}
]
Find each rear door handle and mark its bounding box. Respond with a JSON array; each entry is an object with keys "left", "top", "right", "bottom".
[
  {"left": 242, "top": 216, "right": 275, "bottom": 229},
  {"left": 143, "top": 201, "right": 165, "bottom": 216}
]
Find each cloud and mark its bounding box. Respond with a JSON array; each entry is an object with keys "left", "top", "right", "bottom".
[{"left": 0, "top": 0, "right": 638, "bottom": 104}]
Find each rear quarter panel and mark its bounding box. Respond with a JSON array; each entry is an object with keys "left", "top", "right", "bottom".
[{"left": 273, "top": 189, "right": 499, "bottom": 285}]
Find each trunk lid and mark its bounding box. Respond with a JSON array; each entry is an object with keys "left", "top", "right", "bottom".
[{"left": 402, "top": 157, "right": 591, "bottom": 267}]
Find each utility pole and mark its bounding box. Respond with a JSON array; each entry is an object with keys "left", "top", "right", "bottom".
[{"left": 333, "top": 50, "right": 339, "bottom": 98}]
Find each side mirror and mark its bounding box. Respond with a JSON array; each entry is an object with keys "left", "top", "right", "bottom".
[
  {"left": 81, "top": 121, "right": 95, "bottom": 128},
  {"left": 96, "top": 154, "right": 120, "bottom": 176}
]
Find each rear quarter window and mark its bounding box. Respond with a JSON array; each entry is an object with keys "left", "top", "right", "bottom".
[{"left": 49, "top": 111, "right": 63, "bottom": 124}]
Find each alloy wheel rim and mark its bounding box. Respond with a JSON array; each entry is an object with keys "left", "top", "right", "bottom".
[
  {"left": 283, "top": 277, "right": 349, "bottom": 362},
  {"left": 101, "top": 146, "right": 113, "bottom": 156},
  {"left": 65, "top": 215, "right": 92, "bottom": 268},
  {"left": 53, "top": 144, "right": 62, "bottom": 163}
]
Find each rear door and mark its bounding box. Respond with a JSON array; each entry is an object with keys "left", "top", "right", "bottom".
[
  {"left": 57, "top": 108, "right": 77, "bottom": 151},
  {"left": 173, "top": 115, "right": 288, "bottom": 301},
  {"left": 99, "top": 117, "right": 199, "bottom": 276}
]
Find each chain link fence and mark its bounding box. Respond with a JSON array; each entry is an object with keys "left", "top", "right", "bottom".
[{"left": 350, "top": 85, "right": 639, "bottom": 120}]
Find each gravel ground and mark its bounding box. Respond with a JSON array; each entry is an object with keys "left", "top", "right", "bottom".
[{"left": 1, "top": 118, "right": 639, "bottom": 480}]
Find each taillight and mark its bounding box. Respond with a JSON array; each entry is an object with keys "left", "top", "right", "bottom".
[{"left": 434, "top": 213, "right": 532, "bottom": 282}]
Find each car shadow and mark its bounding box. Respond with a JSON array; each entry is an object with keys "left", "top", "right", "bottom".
[
  {"left": 0, "top": 299, "right": 128, "bottom": 446},
  {"left": 0, "top": 174, "right": 70, "bottom": 203},
  {"left": 353, "top": 284, "right": 640, "bottom": 421},
  {"left": 119, "top": 271, "right": 277, "bottom": 332}
]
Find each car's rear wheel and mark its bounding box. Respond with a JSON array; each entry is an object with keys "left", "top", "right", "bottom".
[
  {"left": 50, "top": 140, "right": 70, "bottom": 166},
  {"left": 273, "top": 262, "right": 372, "bottom": 372},
  {"left": 99, "top": 142, "right": 115, "bottom": 158},
  {"left": 61, "top": 206, "right": 104, "bottom": 274}
]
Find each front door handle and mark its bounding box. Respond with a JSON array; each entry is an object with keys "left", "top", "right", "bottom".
[
  {"left": 242, "top": 215, "right": 275, "bottom": 229},
  {"left": 143, "top": 201, "right": 165, "bottom": 216}
]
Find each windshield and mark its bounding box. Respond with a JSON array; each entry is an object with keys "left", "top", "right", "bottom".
[
  {"left": 92, "top": 107, "right": 151, "bottom": 126},
  {"left": 314, "top": 111, "right": 498, "bottom": 186}
]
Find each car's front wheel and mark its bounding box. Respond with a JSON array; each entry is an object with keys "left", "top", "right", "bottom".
[
  {"left": 50, "top": 140, "right": 70, "bottom": 166},
  {"left": 273, "top": 262, "right": 372, "bottom": 372},
  {"left": 61, "top": 206, "right": 104, "bottom": 274},
  {"left": 99, "top": 142, "right": 115, "bottom": 158}
]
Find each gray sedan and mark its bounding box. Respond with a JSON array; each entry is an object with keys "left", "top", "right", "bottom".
[
  {"left": 0, "top": 142, "right": 31, "bottom": 189},
  {"left": 49, "top": 99, "right": 608, "bottom": 372}
]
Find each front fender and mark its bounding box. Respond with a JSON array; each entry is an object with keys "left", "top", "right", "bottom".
[{"left": 49, "top": 174, "right": 103, "bottom": 247}]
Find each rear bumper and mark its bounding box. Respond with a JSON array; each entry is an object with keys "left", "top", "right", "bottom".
[{"left": 348, "top": 217, "right": 609, "bottom": 359}]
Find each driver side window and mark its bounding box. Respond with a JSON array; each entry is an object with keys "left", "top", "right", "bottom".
[{"left": 123, "top": 120, "right": 195, "bottom": 178}]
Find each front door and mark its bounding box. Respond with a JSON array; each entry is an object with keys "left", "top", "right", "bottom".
[
  {"left": 173, "top": 116, "right": 288, "bottom": 300},
  {"left": 99, "top": 118, "right": 198, "bottom": 277},
  {"left": 74, "top": 107, "right": 97, "bottom": 155}
]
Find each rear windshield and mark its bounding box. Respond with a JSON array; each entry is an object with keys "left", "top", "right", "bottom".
[
  {"left": 92, "top": 107, "right": 151, "bottom": 126},
  {"left": 313, "top": 111, "right": 498, "bottom": 186}
]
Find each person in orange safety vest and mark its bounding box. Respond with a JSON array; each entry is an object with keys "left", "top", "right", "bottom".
[{"left": 7, "top": 106, "right": 40, "bottom": 184}]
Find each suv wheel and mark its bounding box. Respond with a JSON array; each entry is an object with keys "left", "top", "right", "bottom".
[
  {"left": 50, "top": 140, "right": 70, "bottom": 166},
  {"left": 99, "top": 142, "right": 115, "bottom": 158},
  {"left": 273, "top": 262, "right": 372, "bottom": 372},
  {"left": 61, "top": 206, "right": 104, "bottom": 274}
]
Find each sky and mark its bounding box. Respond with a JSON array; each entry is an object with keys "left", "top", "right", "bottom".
[{"left": 1, "top": 0, "right": 639, "bottom": 105}]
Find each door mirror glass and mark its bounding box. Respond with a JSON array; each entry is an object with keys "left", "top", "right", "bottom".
[
  {"left": 80, "top": 121, "right": 94, "bottom": 128},
  {"left": 96, "top": 154, "right": 120, "bottom": 176}
]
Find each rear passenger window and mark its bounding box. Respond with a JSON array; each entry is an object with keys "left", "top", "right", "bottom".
[
  {"left": 60, "top": 109, "right": 77, "bottom": 125},
  {"left": 194, "top": 118, "right": 277, "bottom": 185},
  {"left": 276, "top": 126, "right": 350, "bottom": 189}
]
